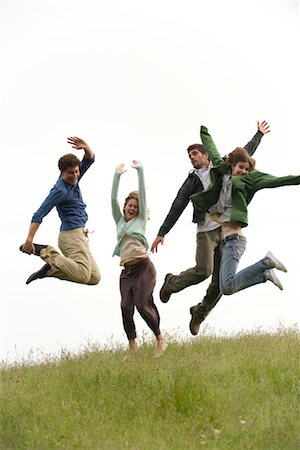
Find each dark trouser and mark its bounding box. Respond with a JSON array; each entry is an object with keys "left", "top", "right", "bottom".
[
  {"left": 120, "top": 258, "right": 161, "bottom": 340},
  {"left": 196, "top": 241, "right": 222, "bottom": 322},
  {"left": 167, "top": 228, "right": 223, "bottom": 323}
]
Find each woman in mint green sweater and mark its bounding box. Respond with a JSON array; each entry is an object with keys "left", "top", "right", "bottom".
[
  {"left": 111, "top": 161, "right": 166, "bottom": 358},
  {"left": 191, "top": 126, "right": 300, "bottom": 294}
]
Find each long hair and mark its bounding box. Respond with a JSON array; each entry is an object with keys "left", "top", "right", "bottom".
[
  {"left": 224, "top": 147, "right": 256, "bottom": 173},
  {"left": 122, "top": 190, "right": 150, "bottom": 219},
  {"left": 123, "top": 191, "right": 139, "bottom": 215}
]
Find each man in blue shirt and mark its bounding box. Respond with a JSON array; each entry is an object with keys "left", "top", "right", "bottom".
[{"left": 20, "top": 136, "right": 101, "bottom": 286}]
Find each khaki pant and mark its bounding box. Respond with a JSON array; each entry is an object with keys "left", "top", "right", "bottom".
[
  {"left": 167, "top": 228, "right": 222, "bottom": 322},
  {"left": 41, "top": 228, "right": 101, "bottom": 285}
]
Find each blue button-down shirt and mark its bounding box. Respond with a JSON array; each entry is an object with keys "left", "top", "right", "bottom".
[{"left": 32, "top": 155, "right": 94, "bottom": 231}]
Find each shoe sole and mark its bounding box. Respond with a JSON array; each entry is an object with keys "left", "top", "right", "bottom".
[
  {"left": 159, "top": 274, "right": 173, "bottom": 303},
  {"left": 26, "top": 264, "right": 51, "bottom": 284},
  {"left": 189, "top": 307, "right": 201, "bottom": 336},
  {"left": 267, "top": 269, "right": 283, "bottom": 290},
  {"left": 265, "top": 251, "right": 287, "bottom": 272}
]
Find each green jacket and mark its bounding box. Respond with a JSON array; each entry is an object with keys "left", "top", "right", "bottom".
[{"left": 191, "top": 126, "right": 300, "bottom": 227}]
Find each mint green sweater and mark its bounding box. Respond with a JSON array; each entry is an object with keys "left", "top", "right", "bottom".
[
  {"left": 111, "top": 165, "right": 149, "bottom": 257},
  {"left": 191, "top": 126, "right": 300, "bottom": 227}
]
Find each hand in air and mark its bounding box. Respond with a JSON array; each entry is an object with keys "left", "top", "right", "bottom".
[
  {"left": 115, "top": 163, "right": 126, "bottom": 174},
  {"left": 257, "top": 121, "right": 270, "bottom": 135},
  {"left": 132, "top": 160, "right": 141, "bottom": 169},
  {"left": 67, "top": 136, "right": 88, "bottom": 150}
]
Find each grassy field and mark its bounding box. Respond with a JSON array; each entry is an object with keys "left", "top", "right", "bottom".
[{"left": 1, "top": 328, "right": 299, "bottom": 450}]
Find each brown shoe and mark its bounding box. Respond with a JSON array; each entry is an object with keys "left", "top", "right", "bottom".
[
  {"left": 189, "top": 306, "right": 201, "bottom": 336},
  {"left": 159, "top": 273, "right": 174, "bottom": 303}
]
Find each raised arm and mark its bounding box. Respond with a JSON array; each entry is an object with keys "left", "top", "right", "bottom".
[
  {"left": 111, "top": 164, "right": 126, "bottom": 224},
  {"left": 67, "top": 136, "right": 94, "bottom": 159},
  {"left": 200, "top": 125, "right": 223, "bottom": 165},
  {"left": 67, "top": 136, "right": 95, "bottom": 180},
  {"left": 132, "top": 160, "right": 147, "bottom": 218},
  {"left": 244, "top": 120, "right": 270, "bottom": 157}
]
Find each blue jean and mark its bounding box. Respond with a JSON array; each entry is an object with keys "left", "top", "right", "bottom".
[{"left": 220, "top": 236, "right": 270, "bottom": 295}]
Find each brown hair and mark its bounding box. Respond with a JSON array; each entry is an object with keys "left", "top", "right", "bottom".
[
  {"left": 225, "top": 147, "right": 256, "bottom": 172},
  {"left": 123, "top": 191, "right": 139, "bottom": 215},
  {"left": 58, "top": 154, "right": 81, "bottom": 172},
  {"left": 187, "top": 144, "right": 207, "bottom": 155}
]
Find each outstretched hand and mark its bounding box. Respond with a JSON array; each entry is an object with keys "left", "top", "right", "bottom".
[
  {"left": 150, "top": 236, "right": 164, "bottom": 253},
  {"left": 115, "top": 163, "right": 126, "bottom": 174},
  {"left": 132, "top": 160, "right": 141, "bottom": 169},
  {"left": 257, "top": 121, "right": 270, "bottom": 135},
  {"left": 67, "top": 136, "right": 88, "bottom": 150}
]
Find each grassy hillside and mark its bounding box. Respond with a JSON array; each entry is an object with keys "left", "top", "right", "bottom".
[{"left": 1, "top": 329, "right": 299, "bottom": 450}]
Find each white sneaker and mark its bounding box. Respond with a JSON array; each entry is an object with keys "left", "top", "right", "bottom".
[
  {"left": 265, "top": 269, "right": 283, "bottom": 290},
  {"left": 265, "top": 251, "right": 287, "bottom": 272}
]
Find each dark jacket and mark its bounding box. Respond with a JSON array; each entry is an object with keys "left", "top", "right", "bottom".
[{"left": 157, "top": 130, "right": 264, "bottom": 237}]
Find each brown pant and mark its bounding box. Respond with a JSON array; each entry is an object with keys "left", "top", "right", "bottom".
[
  {"left": 120, "top": 258, "right": 160, "bottom": 340},
  {"left": 41, "top": 228, "right": 101, "bottom": 285}
]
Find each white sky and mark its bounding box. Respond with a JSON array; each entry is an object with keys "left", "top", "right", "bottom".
[{"left": 1, "top": 0, "right": 299, "bottom": 364}]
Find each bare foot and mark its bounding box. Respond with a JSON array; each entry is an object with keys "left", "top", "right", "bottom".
[{"left": 154, "top": 340, "right": 168, "bottom": 358}]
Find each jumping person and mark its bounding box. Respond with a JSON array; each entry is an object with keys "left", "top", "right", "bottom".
[
  {"left": 20, "top": 137, "right": 100, "bottom": 285},
  {"left": 151, "top": 122, "right": 270, "bottom": 335},
  {"left": 191, "top": 125, "right": 300, "bottom": 296},
  {"left": 111, "top": 160, "right": 166, "bottom": 358}
]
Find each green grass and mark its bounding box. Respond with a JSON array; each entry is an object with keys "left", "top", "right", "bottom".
[{"left": 1, "top": 328, "right": 300, "bottom": 449}]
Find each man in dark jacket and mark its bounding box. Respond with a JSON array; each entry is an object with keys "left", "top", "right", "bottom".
[{"left": 150, "top": 121, "right": 270, "bottom": 335}]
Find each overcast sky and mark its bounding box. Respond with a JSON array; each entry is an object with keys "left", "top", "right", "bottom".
[{"left": 1, "top": 0, "right": 299, "bottom": 364}]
